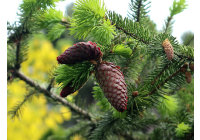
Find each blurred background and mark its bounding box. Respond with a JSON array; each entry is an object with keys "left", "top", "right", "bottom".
[{"left": 7, "top": 0, "right": 194, "bottom": 140}]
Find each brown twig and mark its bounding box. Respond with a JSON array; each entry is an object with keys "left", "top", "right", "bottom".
[
  {"left": 146, "top": 68, "right": 181, "bottom": 96},
  {"left": 115, "top": 24, "right": 149, "bottom": 44},
  {"left": 104, "top": 16, "right": 149, "bottom": 44},
  {"left": 151, "top": 65, "right": 169, "bottom": 85},
  {"left": 14, "top": 70, "right": 93, "bottom": 121}
]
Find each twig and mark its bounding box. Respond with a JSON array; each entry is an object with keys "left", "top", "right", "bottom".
[
  {"left": 115, "top": 24, "right": 149, "bottom": 44},
  {"left": 15, "top": 38, "right": 21, "bottom": 70},
  {"left": 151, "top": 65, "right": 169, "bottom": 85},
  {"left": 174, "top": 52, "right": 194, "bottom": 62},
  {"left": 14, "top": 70, "right": 93, "bottom": 121},
  {"left": 104, "top": 16, "right": 149, "bottom": 44},
  {"left": 164, "top": 16, "right": 172, "bottom": 34},
  {"left": 46, "top": 78, "right": 55, "bottom": 91},
  {"left": 136, "top": 0, "right": 142, "bottom": 23},
  {"left": 146, "top": 67, "right": 181, "bottom": 96}
]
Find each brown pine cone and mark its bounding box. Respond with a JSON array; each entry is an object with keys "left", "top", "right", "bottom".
[
  {"left": 189, "top": 63, "right": 194, "bottom": 71},
  {"left": 95, "top": 62, "right": 128, "bottom": 112},
  {"left": 57, "top": 41, "right": 103, "bottom": 64},
  {"left": 162, "top": 39, "right": 174, "bottom": 60},
  {"left": 185, "top": 71, "right": 192, "bottom": 83}
]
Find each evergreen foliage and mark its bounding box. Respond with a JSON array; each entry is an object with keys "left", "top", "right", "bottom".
[
  {"left": 7, "top": 0, "right": 194, "bottom": 139},
  {"left": 175, "top": 122, "right": 191, "bottom": 137},
  {"left": 69, "top": 0, "right": 116, "bottom": 45},
  {"left": 54, "top": 61, "right": 94, "bottom": 90}
]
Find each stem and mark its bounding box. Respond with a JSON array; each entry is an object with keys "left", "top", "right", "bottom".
[
  {"left": 164, "top": 16, "right": 172, "bottom": 34},
  {"left": 174, "top": 52, "right": 194, "bottom": 62},
  {"left": 15, "top": 38, "right": 21, "bottom": 70},
  {"left": 14, "top": 70, "right": 93, "bottom": 121},
  {"left": 136, "top": 0, "right": 142, "bottom": 23},
  {"left": 147, "top": 67, "right": 181, "bottom": 96},
  {"left": 115, "top": 24, "right": 149, "bottom": 44},
  {"left": 151, "top": 64, "right": 169, "bottom": 85},
  {"left": 104, "top": 16, "right": 149, "bottom": 44}
]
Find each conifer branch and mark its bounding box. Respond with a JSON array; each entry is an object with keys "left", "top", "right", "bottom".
[
  {"left": 147, "top": 67, "right": 181, "bottom": 96},
  {"left": 164, "top": 16, "right": 173, "bottom": 34},
  {"left": 175, "top": 52, "right": 194, "bottom": 62},
  {"left": 15, "top": 39, "right": 21, "bottom": 70},
  {"left": 122, "top": 42, "right": 139, "bottom": 74},
  {"left": 115, "top": 24, "right": 150, "bottom": 44},
  {"left": 46, "top": 78, "right": 55, "bottom": 91},
  {"left": 136, "top": 0, "right": 142, "bottom": 22},
  {"left": 14, "top": 70, "right": 93, "bottom": 121},
  {"left": 8, "top": 90, "right": 38, "bottom": 120},
  {"left": 151, "top": 64, "right": 169, "bottom": 85}
]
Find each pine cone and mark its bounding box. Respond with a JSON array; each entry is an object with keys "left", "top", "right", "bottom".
[
  {"left": 60, "top": 83, "right": 74, "bottom": 98},
  {"left": 95, "top": 62, "right": 128, "bottom": 112},
  {"left": 57, "top": 41, "right": 103, "bottom": 64},
  {"left": 180, "top": 63, "right": 188, "bottom": 73},
  {"left": 162, "top": 39, "right": 174, "bottom": 60},
  {"left": 60, "top": 80, "right": 87, "bottom": 98},
  {"left": 189, "top": 63, "right": 194, "bottom": 71},
  {"left": 185, "top": 71, "right": 192, "bottom": 83}
]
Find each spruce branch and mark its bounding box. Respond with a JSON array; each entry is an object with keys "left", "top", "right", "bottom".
[
  {"left": 15, "top": 38, "right": 21, "bottom": 70},
  {"left": 151, "top": 64, "right": 169, "bottom": 85},
  {"left": 128, "top": 0, "right": 151, "bottom": 25},
  {"left": 136, "top": 0, "right": 142, "bottom": 22},
  {"left": 122, "top": 41, "right": 139, "bottom": 74},
  {"left": 14, "top": 70, "right": 93, "bottom": 121},
  {"left": 106, "top": 11, "right": 152, "bottom": 44},
  {"left": 175, "top": 52, "right": 194, "bottom": 62},
  {"left": 147, "top": 67, "right": 181, "bottom": 96},
  {"left": 164, "top": 16, "right": 174, "bottom": 34},
  {"left": 114, "top": 24, "right": 150, "bottom": 44},
  {"left": 8, "top": 89, "right": 39, "bottom": 120},
  {"left": 163, "top": 0, "right": 188, "bottom": 34},
  {"left": 46, "top": 78, "right": 55, "bottom": 91}
]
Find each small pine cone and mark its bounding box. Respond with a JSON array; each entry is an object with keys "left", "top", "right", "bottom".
[
  {"left": 162, "top": 39, "right": 174, "bottom": 60},
  {"left": 60, "top": 83, "right": 75, "bottom": 98},
  {"left": 180, "top": 63, "right": 188, "bottom": 73},
  {"left": 189, "top": 63, "right": 194, "bottom": 71},
  {"left": 57, "top": 41, "right": 103, "bottom": 64},
  {"left": 132, "top": 91, "right": 138, "bottom": 97},
  {"left": 95, "top": 62, "right": 128, "bottom": 112},
  {"left": 185, "top": 71, "right": 192, "bottom": 83},
  {"left": 60, "top": 80, "right": 87, "bottom": 98}
]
